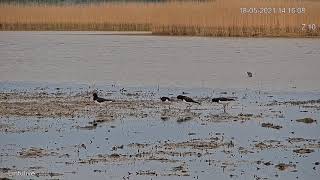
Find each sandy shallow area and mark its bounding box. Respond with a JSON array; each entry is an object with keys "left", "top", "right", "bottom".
[{"left": 0, "top": 82, "right": 319, "bottom": 179}]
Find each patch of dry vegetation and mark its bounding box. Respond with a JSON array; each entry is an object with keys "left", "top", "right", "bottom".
[{"left": 0, "top": 0, "right": 319, "bottom": 37}]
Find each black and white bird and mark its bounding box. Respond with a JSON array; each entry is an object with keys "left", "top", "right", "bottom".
[
  {"left": 160, "top": 96, "right": 171, "bottom": 102},
  {"left": 93, "top": 92, "right": 113, "bottom": 104},
  {"left": 212, "top": 97, "right": 236, "bottom": 113},
  {"left": 160, "top": 96, "right": 173, "bottom": 109},
  {"left": 177, "top": 95, "right": 201, "bottom": 105}
]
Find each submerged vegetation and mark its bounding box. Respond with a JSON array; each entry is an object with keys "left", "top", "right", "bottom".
[{"left": 0, "top": 0, "right": 320, "bottom": 37}]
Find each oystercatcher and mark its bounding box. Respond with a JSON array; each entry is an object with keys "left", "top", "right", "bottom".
[
  {"left": 160, "top": 97, "right": 171, "bottom": 102},
  {"left": 177, "top": 95, "right": 201, "bottom": 105},
  {"left": 93, "top": 92, "right": 113, "bottom": 104},
  {"left": 160, "top": 96, "right": 172, "bottom": 109},
  {"left": 212, "top": 97, "right": 235, "bottom": 113}
]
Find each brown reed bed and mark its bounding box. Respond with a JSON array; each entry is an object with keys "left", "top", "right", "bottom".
[{"left": 0, "top": 0, "right": 319, "bottom": 37}]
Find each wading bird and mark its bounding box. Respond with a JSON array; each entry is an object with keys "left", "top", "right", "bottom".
[
  {"left": 93, "top": 92, "right": 113, "bottom": 104},
  {"left": 212, "top": 97, "right": 236, "bottom": 113},
  {"left": 160, "top": 96, "right": 173, "bottom": 109},
  {"left": 160, "top": 96, "right": 171, "bottom": 102},
  {"left": 177, "top": 95, "right": 201, "bottom": 110},
  {"left": 177, "top": 95, "right": 201, "bottom": 104}
]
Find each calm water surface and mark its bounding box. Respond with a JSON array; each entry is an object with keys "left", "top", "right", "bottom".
[{"left": 0, "top": 31, "right": 320, "bottom": 91}]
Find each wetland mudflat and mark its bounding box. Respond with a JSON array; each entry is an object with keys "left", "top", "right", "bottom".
[
  {"left": 0, "top": 83, "right": 319, "bottom": 179},
  {"left": 0, "top": 32, "right": 320, "bottom": 179}
]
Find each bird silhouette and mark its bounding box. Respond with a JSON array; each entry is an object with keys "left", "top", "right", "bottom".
[
  {"left": 177, "top": 95, "right": 200, "bottom": 104},
  {"left": 93, "top": 92, "right": 113, "bottom": 103}
]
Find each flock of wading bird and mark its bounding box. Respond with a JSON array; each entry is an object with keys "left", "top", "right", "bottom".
[
  {"left": 92, "top": 72, "right": 253, "bottom": 113},
  {"left": 93, "top": 72, "right": 253, "bottom": 113},
  {"left": 93, "top": 92, "right": 236, "bottom": 113}
]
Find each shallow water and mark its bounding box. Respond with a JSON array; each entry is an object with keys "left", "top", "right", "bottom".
[{"left": 0, "top": 31, "right": 320, "bottom": 91}]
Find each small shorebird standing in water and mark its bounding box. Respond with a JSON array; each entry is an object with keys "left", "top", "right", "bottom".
[
  {"left": 212, "top": 97, "right": 236, "bottom": 113},
  {"left": 93, "top": 92, "right": 114, "bottom": 104}
]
